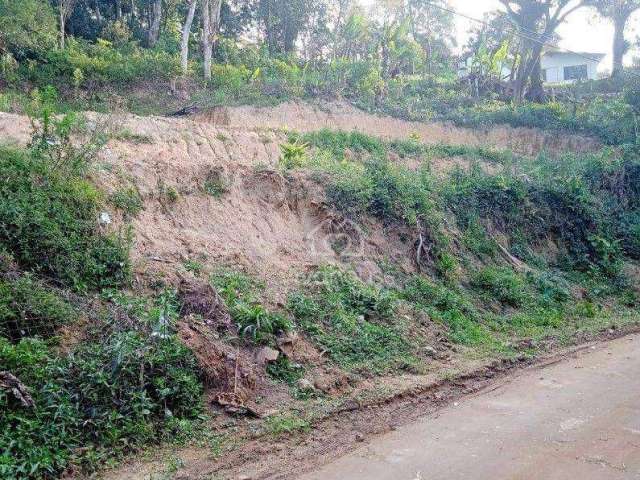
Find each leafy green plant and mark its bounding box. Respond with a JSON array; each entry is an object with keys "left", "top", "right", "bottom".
[
  {"left": 211, "top": 269, "right": 292, "bottom": 343},
  {"left": 288, "top": 266, "right": 412, "bottom": 373},
  {"left": 0, "top": 330, "right": 203, "bottom": 479},
  {"left": 471, "top": 266, "right": 531, "bottom": 308},
  {"left": 110, "top": 186, "right": 144, "bottom": 217},
  {"left": 279, "top": 140, "right": 309, "bottom": 170},
  {"left": 203, "top": 178, "right": 226, "bottom": 198},
  {"left": 0, "top": 274, "right": 76, "bottom": 340},
  {"left": 27, "top": 86, "right": 106, "bottom": 176},
  {"left": 0, "top": 146, "right": 130, "bottom": 291}
]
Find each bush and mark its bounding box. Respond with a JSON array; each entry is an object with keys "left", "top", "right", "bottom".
[
  {"left": 287, "top": 267, "right": 411, "bottom": 373},
  {"left": 0, "top": 0, "right": 57, "bottom": 61},
  {"left": 471, "top": 266, "right": 530, "bottom": 308},
  {"left": 23, "top": 39, "right": 181, "bottom": 88},
  {"left": 0, "top": 146, "right": 130, "bottom": 291},
  {"left": 0, "top": 332, "right": 202, "bottom": 479},
  {"left": 0, "top": 274, "right": 76, "bottom": 341},
  {"left": 210, "top": 269, "right": 292, "bottom": 343}
]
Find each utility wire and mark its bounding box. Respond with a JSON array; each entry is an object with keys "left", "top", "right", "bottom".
[{"left": 426, "top": 1, "right": 635, "bottom": 75}]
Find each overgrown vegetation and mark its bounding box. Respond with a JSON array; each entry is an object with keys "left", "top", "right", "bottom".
[
  {"left": 0, "top": 93, "right": 204, "bottom": 479},
  {"left": 3, "top": 0, "right": 640, "bottom": 146},
  {"left": 2, "top": 1, "right": 640, "bottom": 475},
  {"left": 211, "top": 269, "right": 292, "bottom": 344},
  {"left": 0, "top": 330, "right": 202, "bottom": 479},
  {"left": 288, "top": 266, "right": 414, "bottom": 373}
]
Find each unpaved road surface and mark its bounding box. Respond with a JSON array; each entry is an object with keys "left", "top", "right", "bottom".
[{"left": 299, "top": 334, "right": 640, "bottom": 480}]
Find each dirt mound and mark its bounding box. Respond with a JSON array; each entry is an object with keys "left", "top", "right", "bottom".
[{"left": 191, "top": 101, "right": 601, "bottom": 156}]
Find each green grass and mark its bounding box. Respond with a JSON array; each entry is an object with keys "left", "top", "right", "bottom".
[
  {"left": 112, "top": 129, "right": 154, "bottom": 144},
  {"left": 210, "top": 269, "right": 292, "bottom": 344},
  {"left": 288, "top": 266, "right": 416, "bottom": 374},
  {"left": 264, "top": 413, "right": 310, "bottom": 436}
]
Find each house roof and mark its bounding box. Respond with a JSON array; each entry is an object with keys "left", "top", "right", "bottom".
[{"left": 542, "top": 49, "right": 606, "bottom": 61}]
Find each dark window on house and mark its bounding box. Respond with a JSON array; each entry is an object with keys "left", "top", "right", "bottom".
[
  {"left": 541, "top": 69, "right": 547, "bottom": 82},
  {"left": 564, "top": 64, "right": 588, "bottom": 81}
]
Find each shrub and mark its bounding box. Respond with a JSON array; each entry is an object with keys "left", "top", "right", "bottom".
[
  {"left": 0, "top": 146, "right": 130, "bottom": 291},
  {"left": 0, "top": 332, "right": 203, "bottom": 479},
  {"left": 211, "top": 269, "right": 292, "bottom": 343},
  {"left": 0, "top": 274, "right": 76, "bottom": 341},
  {"left": 110, "top": 187, "right": 144, "bottom": 218},
  {"left": 287, "top": 266, "right": 411, "bottom": 373},
  {"left": 279, "top": 140, "right": 309, "bottom": 170},
  {"left": 471, "top": 266, "right": 530, "bottom": 308}
]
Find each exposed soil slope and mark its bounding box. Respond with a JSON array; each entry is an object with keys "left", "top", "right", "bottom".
[
  {"left": 0, "top": 103, "right": 599, "bottom": 297},
  {"left": 191, "top": 101, "right": 601, "bottom": 156}
]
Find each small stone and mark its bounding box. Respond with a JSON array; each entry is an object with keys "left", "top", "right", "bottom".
[
  {"left": 98, "top": 212, "right": 112, "bottom": 225},
  {"left": 424, "top": 346, "right": 438, "bottom": 358},
  {"left": 355, "top": 433, "right": 365, "bottom": 442},
  {"left": 237, "top": 475, "right": 252, "bottom": 480},
  {"left": 256, "top": 347, "right": 279, "bottom": 364},
  {"left": 297, "top": 378, "right": 315, "bottom": 391}
]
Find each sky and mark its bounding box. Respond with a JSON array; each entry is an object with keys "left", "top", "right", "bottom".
[{"left": 362, "top": 0, "right": 640, "bottom": 71}]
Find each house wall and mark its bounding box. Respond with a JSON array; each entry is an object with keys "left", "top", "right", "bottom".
[{"left": 541, "top": 53, "right": 600, "bottom": 84}]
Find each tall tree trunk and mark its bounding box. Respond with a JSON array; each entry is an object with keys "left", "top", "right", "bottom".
[
  {"left": 59, "top": 5, "right": 66, "bottom": 49},
  {"left": 527, "top": 52, "right": 544, "bottom": 102},
  {"left": 96, "top": 0, "right": 103, "bottom": 23},
  {"left": 202, "top": 0, "right": 222, "bottom": 80},
  {"left": 181, "top": 0, "right": 198, "bottom": 75},
  {"left": 612, "top": 14, "right": 627, "bottom": 78},
  {"left": 147, "top": 0, "right": 162, "bottom": 48}
]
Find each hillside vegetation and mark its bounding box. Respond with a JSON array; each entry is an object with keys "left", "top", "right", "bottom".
[{"left": 1, "top": 1, "right": 640, "bottom": 479}]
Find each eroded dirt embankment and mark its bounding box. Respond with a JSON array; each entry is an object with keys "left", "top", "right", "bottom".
[
  {"left": 0, "top": 103, "right": 600, "bottom": 296},
  {"left": 0, "top": 111, "right": 415, "bottom": 299},
  {"left": 191, "top": 101, "right": 601, "bottom": 156}
]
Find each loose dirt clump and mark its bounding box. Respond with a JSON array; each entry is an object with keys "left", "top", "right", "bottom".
[
  {"left": 177, "top": 318, "right": 256, "bottom": 402},
  {"left": 178, "top": 278, "right": 232, "bottom": 332}
]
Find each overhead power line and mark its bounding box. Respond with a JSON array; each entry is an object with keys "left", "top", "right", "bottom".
[{"left": 426, "top": 1, "right": 635, "bottom": 75}]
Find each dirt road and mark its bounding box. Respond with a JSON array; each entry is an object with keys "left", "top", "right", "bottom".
[{"left": 299, "top": 334, "right": 640, "bottom": 480}]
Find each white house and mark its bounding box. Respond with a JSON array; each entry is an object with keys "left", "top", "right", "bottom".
[
  {"left": 540, "top": 51, "right": 605, "bottom": 84},
  {"left": 458, "top": 50, "right": 606, "bottom": 85}
]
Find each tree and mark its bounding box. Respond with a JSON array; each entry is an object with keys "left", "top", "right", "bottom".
[
  {"left": 147, "top": 0, "right": 163, "bottom": 47},
  {"left": 56, "top": 0, "right": 79, "bottom": 49},
  {"left": 202, "top": 0, "right": 222, "bottom": 80},
  {"left": 499, "top": 0, "right": 586, "bottom": 101},
  {"left": 586, "top": 0, "right": 640, "bottom": 77},
  {"left": 0, "top": 0, "right": 58, "bottom": 59},
  {"left": 401, "top": 0, "right": 456, "bottom": 74},
  {"left": 180, "top": 0, "right": 198, "bottom": 74},
  {"left": 257, "top": 0, "right": 314, "bottom": 54}
]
